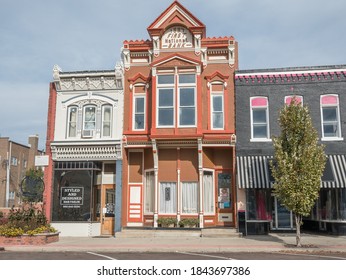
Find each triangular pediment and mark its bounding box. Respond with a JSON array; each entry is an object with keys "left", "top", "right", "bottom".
[
  {"left": 205, "top": 71, "right": 229, "bottom": 82},
  {"left": 147, "top": 1, "right": 205, "bottom": 37},
  {"left": 151, "top": 54, "right": 201, "bottom": 68},
  {"left": 128, "top": 73, "right": 150, "bottom": 83}
]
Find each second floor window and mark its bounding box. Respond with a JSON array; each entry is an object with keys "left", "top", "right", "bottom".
[
  {"left": 102, "top": 105, "right": 112, "bottom": 137},
  {"left": 83, "top": 105, "right": 96, "bottom": 131},
  {"left": 321, "top": 95, "right": 342, "bottom": 139},
  {"left": 68, "top": 106, "right": 78, "bottom": 137},
  {"left": 251, "top": 97, "right": 270, "bottom": 140},
  {"left": 133, "top": 85, "right": 146, "bottom": 130},
  {"left": 210, "top": 83, "right": 224, "bottom": 129},
  {"left": 157, "top": 73, "right": 196, "bottom": 127}
]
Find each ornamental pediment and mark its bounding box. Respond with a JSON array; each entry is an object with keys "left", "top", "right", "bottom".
[{"left": 151, "top": 54, "right": 201, "bottom": 68}]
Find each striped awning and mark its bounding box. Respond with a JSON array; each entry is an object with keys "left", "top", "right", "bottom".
[
  {"left": 322, "top": 155, "right": 346, "bottom": 188},
  {"left": 237, "top": 156, "right": 273, "bottom": 189},
  {"left": 237, "top": 155, "right": 346, "bottom": 189}
]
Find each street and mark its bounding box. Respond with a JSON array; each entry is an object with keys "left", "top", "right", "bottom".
[{"left": 1, "top": 251, "right": 346, "bottom": 260}]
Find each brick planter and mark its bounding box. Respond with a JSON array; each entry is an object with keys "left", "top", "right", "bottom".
[{"left": 0, "top": 232, "right": 59, "bottom": 245}]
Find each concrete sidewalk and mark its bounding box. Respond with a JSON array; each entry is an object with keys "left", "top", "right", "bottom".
[{"left": 2, "top": 233, "right": 346, "bottom": 253}]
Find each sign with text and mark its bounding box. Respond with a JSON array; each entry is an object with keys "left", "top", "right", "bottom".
[
  {"left": 162, "top": 26, "right": 193, "bottom": 49},
  {"left": 60, "top": 187, "right": 84, "bottom": 208}
]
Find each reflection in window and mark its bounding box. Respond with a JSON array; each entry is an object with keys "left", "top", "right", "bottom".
[
  {"left": 211, "top": 83, "right": 224, "bottom": 129},
  {"left": 159, "top": 182, "right": 176, "bottom": 213}
]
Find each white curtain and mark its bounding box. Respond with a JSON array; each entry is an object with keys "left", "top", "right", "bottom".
[
  {"left": 145, "top": 172, "right": 154, "bottom": 213},
  {"left": 203, "top": 172, "right": 214, "bottom": 214},
  {"left": 182, "top": 182, "right": 198, "bottom": 213},
  {"left": 159, "top": 182, "right": 176, "bottom": 213}
]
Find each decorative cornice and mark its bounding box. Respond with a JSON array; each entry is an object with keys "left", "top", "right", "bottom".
[
  {"left": 51, "top": 144, "right": 122, "bottom": 161},
  {"left": 235, "top": 69, "right": 346, "bottom": 85}
]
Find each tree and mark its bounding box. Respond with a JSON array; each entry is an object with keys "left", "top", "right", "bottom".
[
  {"left": 20, "top": 168, "right": 44, "bottom": 203},
  {"left": 270, "top": 98, "right": 326, "bottom": 247}
]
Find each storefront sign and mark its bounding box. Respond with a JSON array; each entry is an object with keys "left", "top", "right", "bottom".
[
  {"left": 162, "top": 26, "right": 193, "bottom": 49},
  {"left": 60, "top": 186, "right": 84, "bottom": 208}
]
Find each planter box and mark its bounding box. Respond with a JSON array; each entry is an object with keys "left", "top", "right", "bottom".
[{"left": 0, "top": 232, "right": 59, "bottom": 245}]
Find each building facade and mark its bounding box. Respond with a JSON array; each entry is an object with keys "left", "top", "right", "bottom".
[
  {"left": 0, "top": 135, "right": 41, "bottom": 208},
  {"left": 121, "top": 1, "right": 238, "bottom": 228},
  {"left": 235, "top": 65, "right": 346, "bottom": 235},
  {"left": 44, "top": 65, "right": 124, "bottom": 236}
]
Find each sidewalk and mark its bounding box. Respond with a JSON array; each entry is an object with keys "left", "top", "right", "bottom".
[{"left": 2, "top": 233, "right": 346, "bottom": 253}]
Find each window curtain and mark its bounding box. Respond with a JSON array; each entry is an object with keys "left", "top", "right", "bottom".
[
  {"left": 159, "top": 182, "right": 176, "bottom": 213},
  {"left": 145, "top": 172, "right": 154, "bottom": 213},
  {"left": 182, "top": 182, "right": 198, "bottom": 213},
  {"left": 203, "top": 173, "right": 214, "bottom": 214}
]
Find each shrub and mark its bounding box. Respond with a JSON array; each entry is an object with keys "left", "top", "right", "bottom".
[
  {"left": 157, "top": 217, "right": 178, "bottom": 227},
  {"left": 178, "top": 218, "right": 199, "bottom": 228}
]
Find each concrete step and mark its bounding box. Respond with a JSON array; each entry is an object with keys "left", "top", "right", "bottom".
[
  {"left": 115, "top": 227, "right": 242, "bottom": 238},
  {"left": 201, "top": 228, "right": 242, "bottom": 238}
]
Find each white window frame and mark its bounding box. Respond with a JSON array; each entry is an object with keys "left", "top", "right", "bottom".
[
  {"left": 133, "top": 85, "right": 146, "bottom": 130},
  {"left": 157, "top": 74, "right": 175, "bottom": 128},
  {"left": 210, "top": 83, "right": 224, "bottom": 130},
  {"left": 250, "top": 96, "right": 271, "bottom": 142},
  {"left": 178, "top": 73, "right": 196, "bottom": 127},
  {"left": 102, "top": 105, "right": 112, "bottom": 137},
  {"left": 67, "top": 105, "right": 78, "bottom": 138},
  {"left": 83, "top": 105, "right": 97, "bottom": 132},
  {"left": 320, "top": 94, "right": 343, "bottom": 141}
]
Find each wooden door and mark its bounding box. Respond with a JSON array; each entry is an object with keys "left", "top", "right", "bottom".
[{"left": 101, "top": 185, "right": 115, "bottom": 235}]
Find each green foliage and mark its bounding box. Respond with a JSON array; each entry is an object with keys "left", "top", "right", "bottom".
[
  {"left": 270, "top": 99, "right": 326, "bottom": 217},
  {"left": 21, "top": 168, "right": 44, "bottom": 202},
  {"left": 178, "top": 218, "right": 199, "bottom": 227},
  {"left": 157, "top": 217, "right": 178, "bottom": 227},
  {"left": 0, "top": 204, "right": 57, "bottom": 237},
  {"left": 0, "top": 211, "right": 3, "bottom": 218}
]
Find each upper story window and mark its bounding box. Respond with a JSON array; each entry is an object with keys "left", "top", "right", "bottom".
[
  {"left": 11, "top": 156, "right": 18, "bottom": 166},
  {"left": 83, "top": 105, "right": 96, "bottom": 137},
  {"left": 102, "top": 105, "right": 112, "bottom": 137},
  {"left": 250, "top": 97, "right": 270, "bottom": 141},
  {"left": 320, "top": 94, "right": 342, "bottom": 140},
  {"left": 133, "top": 85, "right": 146, "bottom": 130},
  {"left": 285, "top": 95, "right": 303, "bottom": 105},
  {"left": 210, "top": 83, "right": 224, "bottom": 129},
  {"left": 157, "top": 72, "right": 196, "bottom": 128},
  {"left": 67, "top": 106, "right": 78, "bottom": 138}
]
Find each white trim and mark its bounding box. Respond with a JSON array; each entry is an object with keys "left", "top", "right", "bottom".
[
  {"left": 320, "top": 94, "right": 342, "bottom": 139},
  {"left": 133, "top": 93, "right": 146, "bottom": 131},
  {"left": 250, "top": 96, "right": 270, "bottom": 141},
  {"left": 203, "top": 169, "right": 215, "bottom": 215},
  {"left": 101, "top": 104, "right": 112, "bottom": 137},
  {"left": 236, "top": 68, "right": 346, "bottom": 77},
  {"left": 153, "top": 6, "right": 199, "bottom": 29},
  {"left": 210, "top": 90, "right": 224, "bottom": 130}
]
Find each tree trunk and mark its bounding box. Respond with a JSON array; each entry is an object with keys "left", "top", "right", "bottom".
[{"left": 295, "top": 214, "right": 302, "bottom": 247}]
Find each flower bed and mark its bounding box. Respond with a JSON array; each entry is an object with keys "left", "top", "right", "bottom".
[{"left": 0, "top": 232, "right": 59, "bottom": 245}]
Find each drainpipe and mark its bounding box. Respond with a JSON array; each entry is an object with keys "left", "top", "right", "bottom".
[{"left": 5, "top": 141, "right": 12, "bottom": 208}]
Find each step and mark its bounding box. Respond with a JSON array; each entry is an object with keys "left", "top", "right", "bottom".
[
  {"left": 115, "top": 228, "right": 201, "bottom": 239},
  {"left": 201, "top": 228, "right": 242, "bottom": 238}
]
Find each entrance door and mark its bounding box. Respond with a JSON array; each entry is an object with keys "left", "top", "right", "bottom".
[
  {"left": 272, "top": 197, "right": 294, "bottom": 230},
  {"left": 128, "top": 185, "right": 143, "bottom": 223},
  {"left": 216, "top": 172, "right": 233, "bottom": 226},
  {"left": 101, "top": 185, "right": 115, "bottom": 235}
]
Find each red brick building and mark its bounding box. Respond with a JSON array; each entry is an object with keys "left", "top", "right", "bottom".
[{"left": 122, "top": 1, "right": 238, "bottom": 228}]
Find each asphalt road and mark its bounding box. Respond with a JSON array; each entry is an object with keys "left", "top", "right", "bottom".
[{"left": 1, "top": 251, "right": 346, "bottom": 260}]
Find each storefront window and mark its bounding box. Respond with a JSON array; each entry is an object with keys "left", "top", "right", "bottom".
[
  {"left": 246, "top": 189, "right": 272, "bottom": 220},
  {"left": 319, "top": 189, "right": 346, "bottom": 220},
  {"left": 52, "top": 169, "right": 94, "bottom": 222}
]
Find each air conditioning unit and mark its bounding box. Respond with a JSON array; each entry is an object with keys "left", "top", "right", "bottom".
[{"left": 82, "top": 130, "right": 94, "bottom": 138}]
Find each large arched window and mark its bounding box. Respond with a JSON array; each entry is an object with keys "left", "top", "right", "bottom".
[
  {"left": 320, "top": 94, "right": 342, "bottom": 140},
  {"left": 250, "top": 97, "right": 270, "bottom": 140}
]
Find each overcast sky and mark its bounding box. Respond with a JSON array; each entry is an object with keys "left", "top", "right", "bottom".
[{"left": 1, "top": 0, "right": 345, "bottom": 150}]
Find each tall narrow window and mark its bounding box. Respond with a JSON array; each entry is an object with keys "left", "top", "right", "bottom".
[
  {"left": 102, "top": 105, "right": 112, "bottom": 137},
  {"left": 211, "top": 83, "right": 224, "bottom": 129},
  {"left": 157, "top": 74, "right": 175, "bottom": 127},
  {"left": 133, "top": 85, "right": 146, "bottom": 130},
  {"left": 144, "top": 171, "right": 155, "bottom": 213},
  {"left": 68, "top": 106, "right": 78, "bottom": 137},
  {"left": 251, "top": 97, "right": 270, "bottom": 140},
  {"left": 82, "top": 105, "right": 96, "bottom": 137},
  {"left": 159, "top": 182, "right": 176, "bottom": 213},
  {"left": 321, "top": 95, "right": 342, "bottom": 139},
  {"left": 181, "top": 182, "right": 198, "bottom": 214},
  {"left": 203, "top": 171, "right": 214, "bottom": 214},
  {"left": 179, "top": 74, "right": 196, "bottom": 126}
]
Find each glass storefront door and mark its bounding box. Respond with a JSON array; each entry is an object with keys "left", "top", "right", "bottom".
[{"left": 272, "top": 197, "right": 294, "bottom": 230}]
